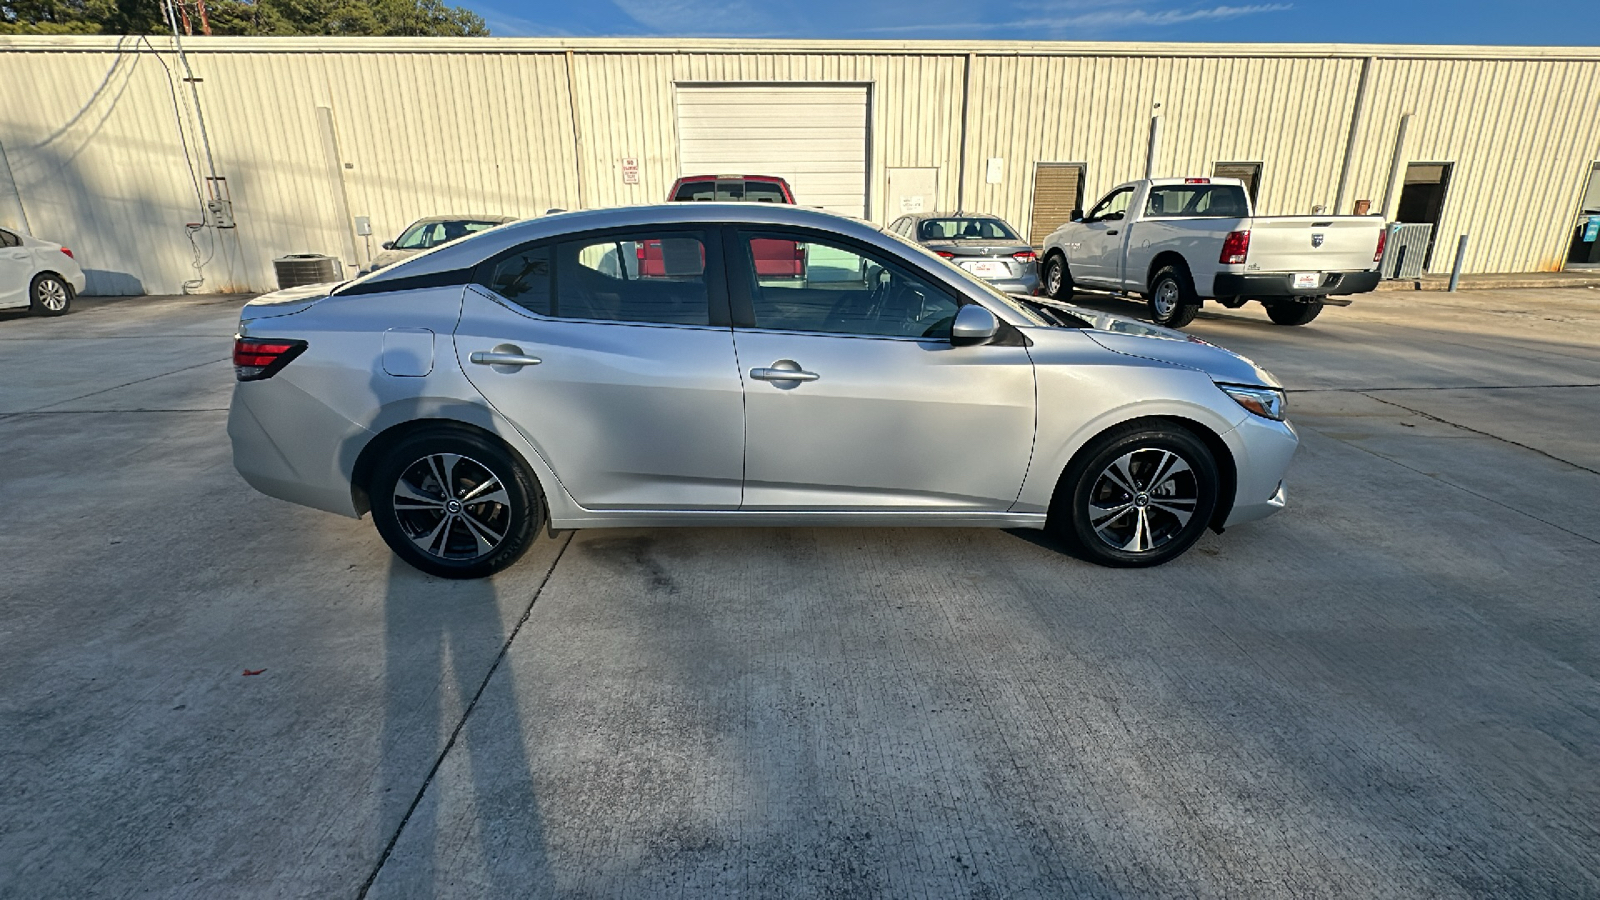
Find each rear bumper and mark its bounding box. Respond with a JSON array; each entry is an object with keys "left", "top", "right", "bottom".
[
  {"left": 1212, "top": 270, "right": 1381, "bottom": 299},
  {"left": 979, "top": 271, "right": 1040, "bottom": 295}
]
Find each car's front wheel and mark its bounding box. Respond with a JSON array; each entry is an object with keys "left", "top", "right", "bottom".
[
  {"left": 1043, "top": 253, "right": 1074, "bottom": 300},
  {"left": 1051, "top": 423, "right": 1220, "bottom": 567},
  {"left": 30, "top": 273, "right": 72, "bottom": 316},
  {"left": 369, "top": 428, "right": 542, "bottom": 579}
]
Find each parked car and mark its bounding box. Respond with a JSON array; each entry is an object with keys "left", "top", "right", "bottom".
[
  {"left": 888, "top": 212, "right": 1039, "bottom": 295},
  {"left": 0, "top": 226, "right": 84, "bottom": 316},
  {"left": 1039, "top": 178, "right": 1385, "bottom": 327},
  {"left": 663, "top": 175, "right": 801, "bottom": 277},
  {"left": 367, "top": 216, "right": 516, "bottom": 273},
  {"left": 229, "top": 203, "right": 1297, "bottom": 579}
]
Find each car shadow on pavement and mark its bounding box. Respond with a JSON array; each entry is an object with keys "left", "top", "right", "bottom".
[{"left": 375, "top": 556, "right": 548, "bottom": 895}]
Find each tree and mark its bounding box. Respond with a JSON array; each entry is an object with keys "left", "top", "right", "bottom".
[{"left": 1, "top": 0, "right": 490, "bottom": 35}]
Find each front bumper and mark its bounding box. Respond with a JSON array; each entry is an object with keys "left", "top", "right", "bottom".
[
  {"left": 1220, "top": 412, "right": 1299, "bottom": 528},
  {"left": 1212, "top": 270, "right": 1381, "bottom": 299}
]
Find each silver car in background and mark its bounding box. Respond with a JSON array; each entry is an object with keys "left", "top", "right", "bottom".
[
  {"left": 366, "top": 215, "right": 516, "bottom": 272},
  {"left": 886, "top": 212, "right": 1040, "bottom": 295},
  {"left": 229, "top": 203, "right": 1297, "bottom": 578}
]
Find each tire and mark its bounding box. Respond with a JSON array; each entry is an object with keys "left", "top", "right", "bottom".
[
  {"left": 1042, "top": 253, "right": 1074, "bottom": 301},
  {"left": 29, "top": 273, "right": 72, "bottom": 316},
  {"left": 368, "top": 428, "right": 542, "bottom": 579},
  {"left": 1264, "top": 298, "right": 1324, "bottom": 326},
  {"left": 1146, "top": 265, "right": 1200, "bottom": 328},
  {"left": 1050, "top": 423, "right": 1220, "bottom": 568}
]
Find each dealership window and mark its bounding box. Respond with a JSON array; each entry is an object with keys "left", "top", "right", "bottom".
[
  {"left": 737, "top": 232, "right": 959, "bottom": 339},
  {"left": 1212, "top": 162, "right": 1263, "bottom": 207}
]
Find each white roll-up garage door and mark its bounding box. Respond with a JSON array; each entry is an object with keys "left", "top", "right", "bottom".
[{"left": 675, "top": 85, "right": 869, "bottom": 218}]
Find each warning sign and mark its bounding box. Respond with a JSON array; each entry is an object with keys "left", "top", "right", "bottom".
[{"left": 621, "top": 157, "right": 640, "bottom": 185}]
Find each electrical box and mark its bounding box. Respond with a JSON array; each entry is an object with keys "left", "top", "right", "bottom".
[
  {"left": 206, "top": 199, "right": 235, "bottom": 229},
  {"left": 354, "top": 216, "right": 372, "bottom": 236}
]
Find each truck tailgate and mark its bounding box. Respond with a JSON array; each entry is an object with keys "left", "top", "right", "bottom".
[{"left": 1247, "top": 217, "right": 1381, "bottom": 273}]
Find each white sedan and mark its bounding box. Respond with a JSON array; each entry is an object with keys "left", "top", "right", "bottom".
[{"left": 1, "top": 227, "right": 85, "bottom": 316}]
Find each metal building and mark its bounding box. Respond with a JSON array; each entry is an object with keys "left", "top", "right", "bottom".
[{"left": 1, "top": 35, "right": 1598, "bottom": 295}]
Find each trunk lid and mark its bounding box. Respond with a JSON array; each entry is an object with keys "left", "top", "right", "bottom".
[{"left": 1246, "top": 217, "right": 1383, "bottom": 274}]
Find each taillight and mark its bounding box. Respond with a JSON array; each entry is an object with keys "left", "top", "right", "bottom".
[
  {"left": 1220, "top": 230, "right": 1251, "bottom": 265},
  {"left": 60, "top": 247, "right": 74, "bottom": 259},
  {"left": 234, "top": 336, "right": 307, "bottom": 382},
  {"left": 935, "top": 251, "right": 955, "bottom": 259},
  {"left": 1373, "top": 228, "right": 1387, "bottom": 263},
  {"left": 1012, "top": 250, "right": 1037, "bottom": 263},
  {"left": 1184, "top": 178, "right": 1211, "bottom": 184}
]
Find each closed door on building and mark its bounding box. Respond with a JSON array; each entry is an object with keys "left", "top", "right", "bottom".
[
  {"left": 886, "top": 168, "right": 938, "bottom": 218},
  {"left": 675, "top": 85, "right": 870, "bottom": 218},
  {"left": 1029, "top": 163, "right": 1086, "bottom": 249}
]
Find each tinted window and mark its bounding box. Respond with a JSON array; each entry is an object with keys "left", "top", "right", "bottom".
[
  {"left": 482, "top": 247, "right": 551, "bottom": 314},
  {"left": 0, "top": 230, "right": 18, "bottom": 248},
  {"left": 554, "top": 232, "right": 710, "bottom": 325},
  {"left": 1145, "top": 185, "right": 1249, "bottom": 218},
  {"left": 738, "top": 232, "right": 959, "bottom": 339},
  {"left": 916, "top": 217, "right": 1019, "bottom": 241}
]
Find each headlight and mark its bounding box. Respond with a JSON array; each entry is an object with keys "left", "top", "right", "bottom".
[{"left": 1218, "top": 384, "right": 1286, "bottom": 420}]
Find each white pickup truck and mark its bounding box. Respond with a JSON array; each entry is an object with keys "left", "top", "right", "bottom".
[{"left": 1039, "top": 177, "right": 1385, "bottom": 327}]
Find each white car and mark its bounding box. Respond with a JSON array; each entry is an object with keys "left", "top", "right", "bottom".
[
  {"left": 1, "top": 227, "right": 85, "bottom": 316},
  {"left": 1039, "top": 178, "right": 1384, "bottom": 328}
]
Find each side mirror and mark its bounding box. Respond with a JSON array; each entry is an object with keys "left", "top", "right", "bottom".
[
  {"left": 381, "top": 241, "right": 394, "bottom": 250},
  {"left": 1070, "top": 208, "right": 1084, "bottom": 222},
  {"left": 951, "top": 304, "right": 999, "bottom": 346}
]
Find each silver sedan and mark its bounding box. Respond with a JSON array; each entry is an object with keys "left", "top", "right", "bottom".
[{"left": 229, "top": 203, "right": 1297, "bottom": 578}]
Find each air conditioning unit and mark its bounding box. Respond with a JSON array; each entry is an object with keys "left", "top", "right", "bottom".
[
  {"left": 273, "top": 254, "right": 344, "bottom": 289},
  {"left": 1380, "top": 224, "right": 1433, "bottom": 279}
]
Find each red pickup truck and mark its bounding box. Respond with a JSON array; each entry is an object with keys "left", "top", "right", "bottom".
[{"left": 642, "top": 175, "right": 803, "bottom": 277}]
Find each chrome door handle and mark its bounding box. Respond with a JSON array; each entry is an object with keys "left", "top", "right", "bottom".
[
  {"left": 750, "top": 362, "right": 819, "bottom": 383},
  {"left": 470, "top": 350, "right": 542, "bottom": 367}
]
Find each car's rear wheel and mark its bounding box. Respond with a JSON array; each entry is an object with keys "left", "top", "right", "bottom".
[
  {"left": 1043, "top": 253, "right": 1074, "bottom": 300},
  {"left": 30, "top": 274, "right": 71, "bottom": 316},
  {"left": 1264, "top": 298, "right": 1324, "bottom": 326},
  {"left": 1146, "top": 265, "right": 1200, "bottom": 328},
  {"left": 369, "top": 429, "right": 541, "bottom": 579},
  {"left": 1051, "top": 423, "right": 1219, "bottom": 568}
]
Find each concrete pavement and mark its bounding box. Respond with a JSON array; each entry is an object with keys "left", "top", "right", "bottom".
[{"left": 1, "top": 289, "right": 1598, "bottom": 898}]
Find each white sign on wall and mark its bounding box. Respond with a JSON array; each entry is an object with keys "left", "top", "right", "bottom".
[
  {"left": 900, "top": 195, "right": 925, "bottom": 213},
  {"left": 985, "top": 158, "right": 1004, "bottom": 184},
  {"left": 621, "top": 157, "right": 640, "bottom": 185}
]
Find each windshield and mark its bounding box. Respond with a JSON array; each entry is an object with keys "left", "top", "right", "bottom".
[
  {"left": 916, "top": 217, "right": 1019, "bottom": 241},
  {"left": 879, "top": 227, "right": 1049, "bottom": 326},
  {"left": 393, "top": 219, "right": 504, "bottom": 251}
]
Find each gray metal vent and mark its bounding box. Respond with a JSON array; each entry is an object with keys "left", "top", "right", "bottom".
[
  {"left": 273, "top": 254, "right": 344, "bottom": 290},
  {"left": 1380, "top": 224, "right": 1432, "bottom": 279}
]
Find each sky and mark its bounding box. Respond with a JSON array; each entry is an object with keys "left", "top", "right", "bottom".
[{"left": 474, "top": 0, "right": 1598, "bottom": 45}]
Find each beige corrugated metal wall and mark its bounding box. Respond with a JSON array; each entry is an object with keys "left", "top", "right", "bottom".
[{"left": 1, "top": 36, "right": 1597, "bottom": 294}]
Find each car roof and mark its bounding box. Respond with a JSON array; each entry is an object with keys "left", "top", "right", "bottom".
[
  {"left": 673, "top": 175, "right": 790, "bottom": 184},
  {"left": 348, "top": 203, "right": 884, "bottom": 289},
  {"left": 407, "top": 215, "right": 517, "bottom": 225}
]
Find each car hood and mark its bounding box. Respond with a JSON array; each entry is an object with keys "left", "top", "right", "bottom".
[
  {"left": 1022, "top": 297, "right": 1281, "bottom": 388},
  {"left": 367, "top": 248, "right": 417, "bottom": 271},
  {"left": 239, "top": 282, "right": 340, "bottom": 323}
]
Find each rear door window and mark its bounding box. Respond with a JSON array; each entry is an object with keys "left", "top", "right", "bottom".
[{"left": 555, "top": 232, "right": 711, "bottom": 325}]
